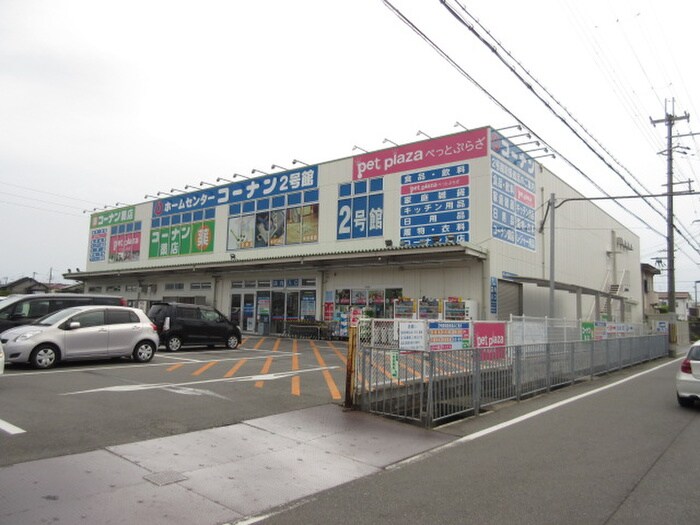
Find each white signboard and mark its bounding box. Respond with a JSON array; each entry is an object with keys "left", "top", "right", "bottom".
[{"left": 399, "top": 321, "right": 426, "bottom": 351}]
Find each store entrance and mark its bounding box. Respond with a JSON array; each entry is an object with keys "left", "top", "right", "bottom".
[
  {"left": 271, "top": 291, "right": 285, "bottom": 334},
  {"left": 231, "top": 289, "right": 316, "bottom": 334}
]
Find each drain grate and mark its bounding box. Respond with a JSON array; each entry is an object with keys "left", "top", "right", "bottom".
[{"left": 143, "top": 470, "right": 188, "bottom": 486}]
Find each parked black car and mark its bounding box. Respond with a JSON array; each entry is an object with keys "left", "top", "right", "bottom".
[
  {"left": 147, "top": 302, "right": 242, "bottom": 351},
  {"left": 0, "top": 293, "right": 127, "bottom": 333}
]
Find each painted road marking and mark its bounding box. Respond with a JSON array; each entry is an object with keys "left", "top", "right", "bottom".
[
  {"left": 310, "top": 340, "right": 342, "bottom": 400},
  {"left": 389, "top": 358, "right": 682, "bottom": 470},
  {"left": 224, "top": 359, "right": 247, "bottom": 378},
  {"left": 192, "top": 361, "right": 219, "bottom": 376},
  {"left": 0, "top": 418, "right": 26, "bottom": 435},
  {"left": 292, "top": 339, "right": 300, "bottom": 396},
  {"left": 61, "top": 366, "right": 341, "bottom": 395},
  {"left": 255, "top": 339, "right": 280, "bottom": 388}
]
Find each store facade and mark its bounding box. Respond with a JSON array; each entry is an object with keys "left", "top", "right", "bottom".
[{"left": 70, "top": 126, "right": 643, "bottom": 333}]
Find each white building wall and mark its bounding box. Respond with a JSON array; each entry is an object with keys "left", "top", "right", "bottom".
[{"left": 81, "top": 126, "right": 642, "bottom": 324}]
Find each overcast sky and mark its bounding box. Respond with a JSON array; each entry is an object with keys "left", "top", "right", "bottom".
[{"left": 1, "top": 0, "right": 699, "bottom": 296}]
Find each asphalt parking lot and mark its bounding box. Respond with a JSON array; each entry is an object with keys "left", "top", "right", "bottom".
[{"left": 0, "top": 335, "right": 350, "bottom": 466}]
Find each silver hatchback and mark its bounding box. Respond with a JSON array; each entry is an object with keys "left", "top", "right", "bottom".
[{"left": 0, "top": 306, "right": 159, "bottom": 369}]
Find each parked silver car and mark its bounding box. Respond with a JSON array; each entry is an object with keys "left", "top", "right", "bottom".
[{"left": 0, "top": 306, "right": 159, "bottom": 369}]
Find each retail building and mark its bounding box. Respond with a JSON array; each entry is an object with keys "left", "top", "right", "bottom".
[{"left": 68, "top": 126, "right": 642, "bottom": 334}]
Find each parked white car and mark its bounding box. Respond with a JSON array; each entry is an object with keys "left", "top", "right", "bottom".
[
  {"left": 0, "top": 339, "right": 4, "bottom": 375},
  {"left": 676, "top": 342, "right": 700, "bottom": 407},
  {"left": 0, "top": 306, "right": 159, "bottom": 369}
]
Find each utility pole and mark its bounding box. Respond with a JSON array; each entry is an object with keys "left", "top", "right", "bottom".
[{"left": 651, "top": 99, "right": 689, "bottom": 315}]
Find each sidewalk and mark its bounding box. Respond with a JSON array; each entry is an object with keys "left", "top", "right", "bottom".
[{"left": 0, "top": 405, "right": 451, "bottom": 525}]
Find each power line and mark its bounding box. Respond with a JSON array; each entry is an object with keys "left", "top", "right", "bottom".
[
  {"left": 0, "top": 200, "right": 84, "bottom": 217},
  {"left": 0, "top": 181, "right": 104, "bottom": 206},
  {"left": 439, "top": 0, "right": 700, "bottom": 258}
]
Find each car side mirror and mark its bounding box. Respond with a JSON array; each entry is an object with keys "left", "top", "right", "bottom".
[{"left": 69, "top": 321, "right": 81, "bottom": 330}]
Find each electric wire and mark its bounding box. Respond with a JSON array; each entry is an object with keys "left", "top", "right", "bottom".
[{"left": 439, "top": 0, "right": 700, "bottom": 259}]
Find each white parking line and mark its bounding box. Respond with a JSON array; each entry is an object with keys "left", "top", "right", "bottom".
[
  {"left": 0, "top": 417, "right": 26, "bottom": 435},
  {"left": 61, "top": 365, "right": 340, "bottom": 395},
  {"left": 2, "top": 352, "right": 294, "bottom": 377},
  {"left": 389, "top": 358, "right": 681, "bottom": 470}
]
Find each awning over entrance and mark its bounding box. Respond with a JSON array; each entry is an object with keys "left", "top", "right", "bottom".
[{"left": 65, "top": 242, "right": 489, "bottom": 281}]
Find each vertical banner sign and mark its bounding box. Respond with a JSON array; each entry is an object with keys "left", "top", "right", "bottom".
[
  {"left": 473, "top": 321, "right": 507, "bottom": 361},
  {"left": 490, "top": 277, "right": 498, "bottom": 314},
  {"left": 89, "top": 228, "right": 108, "bottom": 262},
  {"left": 490, "top": 130, "right": 537, "bottom": 251},
  {"left": 390, "top": 351, "right": 400, "bottom": 379},
  {"left": 581, "top": 322, "right": 594, "bottom": 341}
]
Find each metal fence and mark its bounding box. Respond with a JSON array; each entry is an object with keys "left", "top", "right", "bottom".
[{"left": 353, "top": 319, "right": 668, "bottom": 427}]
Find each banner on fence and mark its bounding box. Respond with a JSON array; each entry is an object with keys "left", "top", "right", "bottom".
[
  {"left": 428, "top": 321, "right": 471, "bottom": 351},
  {"left": 398, "top": 321, "right": 426, "bottom": 350},
  {"left": 473, "top": 321, "right": 507, "bottom": 360},
  {"left": 581, "top": 322, "right": 594, "bottom": 341}
]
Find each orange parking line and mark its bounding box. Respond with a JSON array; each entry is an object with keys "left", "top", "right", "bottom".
[
  {"left": 328, "top": 341, "right": 347, "bottom": 364},
  {"left": 193, "top": 361, "right": 218, "bottom": 376},
  {"left": 255, "top": 357, "right": 274, "bottom": 388},
  {"left": 291, "top": 339, "right": 300, "bottom": 396},
  {"left": 166, "top": 363, "right": 184, "bottom": 372},
  {"left": 224, "top": 359, "right": 247, "bottom": 378},
  {"left": 310, "top": 340, "right": 341, "bottom": 400},
  {"left": 253, "top": 337, "right": 266, "bottom": 349}
]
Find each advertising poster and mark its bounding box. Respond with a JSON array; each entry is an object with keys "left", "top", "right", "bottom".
[
  {"left": 324, "top": 302, "right": 334, "bottom": 322},
  {"left": 336, "top": 289, "right": 350, "bottom": 305},
  {"left": 301, "top": 204, "right": 319, "bottom": 242},
  {"left": 581, "top": 322, "right": 594, "bottom": 341},
  {"left": 300, "top": 291, "right": 316, "bottom": 319},
  {"left": 490, "top": 130, "right": 537, "bottom": 251},
  {"left": 149, "top": 221, "right": 213, "bottom": 258},
  {"left": 428, "top": 321, "right": 471, "bottom": 351},
  {"left": 151, "top": 166, "right": 318, "bottom": 218},
  {"left": 400, "top": 162, "right": 471, "bottom": 246},
  {"left": 254, "top": 212, "right": 270, "bottom": 248},
  {"left": 473, "top": 321, "right": 507, "bottom": 361},
  {"left": 109, "top": 232, "right": 141, "bottom": 263},
  {"left": 90, "top": 207, "right": 135, "bottom": 228},
  {"left": 351, "top": 289, "right": 368, "bottom": 306},
  {"left": 368, "top": 289, "right": 384, "bottom": 305},
  {"left": 191, "top": 221, "right": 215, "bottom": 253},
  {"left": 353, "top": 128, "right": 488, "bottom": 180},
  {"left": 269, "top": 209, "right": 286, "bottom": 246},
  {"left": 594, "top": 321, "right": 607, "bottom": 340},
  {"left": 286, "top": 207, "right": 302, "bottom": 244},
  {"left": 89, "top": 228, "right": 108, "bottom": 262}
]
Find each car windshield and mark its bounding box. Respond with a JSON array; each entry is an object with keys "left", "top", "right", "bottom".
[{"left": 33, "top": 307, "right": 83, "bottom": 326}]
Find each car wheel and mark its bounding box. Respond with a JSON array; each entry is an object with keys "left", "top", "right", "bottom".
[
  {"left": 226, "top": 333, "right": 241, "bottom": 349},
  {"left": 677, "top": 393, "right": 694, "bottom": 408},
  {"left": 133, "top": 341, "right": 156, "bottom": 363},
  {"left": 30, "top": 345, "right": 59, "bottom": 369},
  {"left": 166, "top": 336, "right": 183, "bottom": 352}
]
